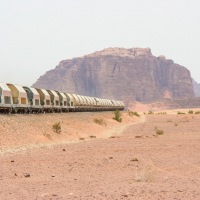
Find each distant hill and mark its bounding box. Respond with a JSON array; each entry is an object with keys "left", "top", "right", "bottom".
[{"left": 33, "top": 47, "right": 194, "bottom": 107}]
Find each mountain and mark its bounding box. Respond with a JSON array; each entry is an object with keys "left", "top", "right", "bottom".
[
  {"left": 192, "top": 79, "right": 200, "bottom": 97},
  {"left": 33, "top": 47, "right": 194, "bottom": 106}
]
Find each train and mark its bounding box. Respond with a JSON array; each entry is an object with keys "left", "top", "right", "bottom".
[{"left": 0, "top": 82, "right": 125, "bottom": 114}]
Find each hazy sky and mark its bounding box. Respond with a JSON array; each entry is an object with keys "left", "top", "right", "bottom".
[{"left": 0, "top": 0, "right": 200, "bottom": 86}]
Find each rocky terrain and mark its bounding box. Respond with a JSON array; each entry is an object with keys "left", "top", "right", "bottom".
[
  {"left": 1, "top": 110, "right": 200, "bottom": 199},
  {"left": 33, "top": 47, "right": 194, "bottom": 107}
]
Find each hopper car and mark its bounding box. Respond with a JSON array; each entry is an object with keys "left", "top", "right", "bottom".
[{"left": 0, "top": 83, "right": 125, "bottom": 114}]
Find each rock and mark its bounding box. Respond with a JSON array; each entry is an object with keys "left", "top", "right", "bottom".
[
  {"left": 33, "top": 47, "right": 194, "bottom": 106},
  {"left": 24, "top": 173, "right": 30, "bottom": 178},
  {"left": 192, "top": 79, "right": 200, "bottom": 97}
]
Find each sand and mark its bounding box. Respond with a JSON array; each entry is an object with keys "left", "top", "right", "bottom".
[{"left": 0, "top": 110, "right": 200, "bottom": 199}]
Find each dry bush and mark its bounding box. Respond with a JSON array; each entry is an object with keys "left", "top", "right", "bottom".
[
  {"left": 177, "top": 111, "right": 185, "bottom": 114},
  {"left": 90, "top": 135, "right": 96, "bottom": 138},
  {"left": 52, "top": 122, "right": 61, "bottom": 134},
  {"left": 156, "top": 129, "right": 164, "bottom": 135},
  {"left": 156, "top": 112, "right": 166, "bottom": 115},
  {"left": 94, "top": 118, "right": 107, "bottom": 126},
  {"left": 128, "top": 110, "right": 140, "bottom": 117},
  {"left": 188, "top": 110, "right": 193, "bottom": 114}
]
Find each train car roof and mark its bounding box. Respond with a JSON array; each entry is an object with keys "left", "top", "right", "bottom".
[
  {"left": 0, "top": 82, "right": 11, "bottom": 91},
  {"left": 50, "top": 90, "right": 59, "bottom": 97},
  {"left": 40, "top": 89, "right": 50, "bottom": 97},
  {"left": 28, "top": 87, "right": 40, "bottom": 96},
  {"left": 59, "top": 92, "right": 67, "bottom": 99},
  {"left": 65, "top": 93, "right": 74, "bottom": 100},
  {"left": 12, "top": 84, "right": 27, "bottom": 93}
]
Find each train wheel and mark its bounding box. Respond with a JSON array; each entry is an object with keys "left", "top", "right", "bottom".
[
  {"left": 8, "top": 107, "right": 12, "bottom": 114},
  {"left": 24, "top": 108, "right": 28, "bottom": 114},
  {"left": 28, "top": 109, "right": 32, "bottom": 114},
  {"left": 13, "top": 108, "right": 18, "bottom": 114}
]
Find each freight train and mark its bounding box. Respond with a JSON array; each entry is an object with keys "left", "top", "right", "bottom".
[{"left": 0, "top": 83, "right": 124, "bottom": 114}]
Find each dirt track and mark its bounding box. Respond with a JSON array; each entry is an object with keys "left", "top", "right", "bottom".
[{"left": 0, "top": 111, "right": 200, "bottom": 199}]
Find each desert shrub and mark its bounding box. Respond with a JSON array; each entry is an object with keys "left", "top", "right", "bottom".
[
  {"left": 148, "top": 110, "right": 154, "bottom": 115},
  {"left": 52, "top": 122, "right": 61, "bottom": 134},
  {"left": 188, "top": 110, "right": 193, "bottom": 114},
  {"left": 195, "top": 111, "right": 200, "bottom": 114},
  {"left": 177, "top": 111, "right": 185, "bottom": 114},
  {"left": 94, "top": 118, "right": 106, "bottom": 126},
  {"left": 128, "top": 110, "right": 140, "bottom": 117},
  {"left": 156, "top": 129, "right": 164, "bottom": 135},
  {"left": 156, "top": 112, "right": 167, "bottom": 115},
  {"left": 113, "top": 110, "right": 122, "bottom": 122}
]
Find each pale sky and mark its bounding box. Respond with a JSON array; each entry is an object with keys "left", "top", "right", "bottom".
[{"left": 0, "top": 0, "right": 200, "bottom": 86}]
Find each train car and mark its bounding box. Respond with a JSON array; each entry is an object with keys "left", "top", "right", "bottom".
[
  {"left": 36, "top": 88, "right": 51, "bottom": 112},
  {"left": 23, "top": 86, "right": 41, "bottom": 113},
  {"left": 0, "top": 82, "right": 13, "bottom": 113},
  {"left": 56, "top": 91, "right": 69, "bottom": 112},
  {"left": 64, "top": 93, "right": 75, "bottom": 111},
  {"left": 88, "top": 97, "right": 96, "bottom": 111},
  {"left": 7, "top": 83, "right": 29, "bottom": 113},
  {"left": 71, "top": 94, "right": 81, "bottom": 111},
  {"left": 47, "top": 90, "right": 61, "bottom": 112}
]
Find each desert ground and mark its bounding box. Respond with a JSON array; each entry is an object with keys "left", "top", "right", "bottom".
[{"left": 0, "top": 109, "right": 200, "bottom": 199}]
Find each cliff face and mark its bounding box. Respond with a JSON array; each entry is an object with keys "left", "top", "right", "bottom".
[
  {"left": 33, "top": 47, "right": 194, "bottom": 105},
  {"left": 192, "top": 79, "right": 200, "bottom": 97}
]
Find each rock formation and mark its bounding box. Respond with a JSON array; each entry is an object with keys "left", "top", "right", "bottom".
[
  {"left": 33, "top": 47, "right": 194, "bottom": 106},
  {"left": 192, "top": 79, "right": 200, "bottom": 97}
]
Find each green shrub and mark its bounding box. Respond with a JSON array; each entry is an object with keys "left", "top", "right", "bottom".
[
  {"left": 113, "top": 110, "right": 122, "bottom": 122},
  {"left": 52, "top": 122, "right": 61, "bottom": 134},
  {"left": 156, "top": 129, "right": 164, "bottom": 135}
]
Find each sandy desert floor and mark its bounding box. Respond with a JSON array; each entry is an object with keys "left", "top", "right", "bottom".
[{"left": 0, "top": 110, "right": 200, "bottom": 199}]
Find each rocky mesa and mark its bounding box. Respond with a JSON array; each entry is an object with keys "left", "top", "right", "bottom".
[{"left": 33, "top": 47, "right": 194, "bottom": 106}]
